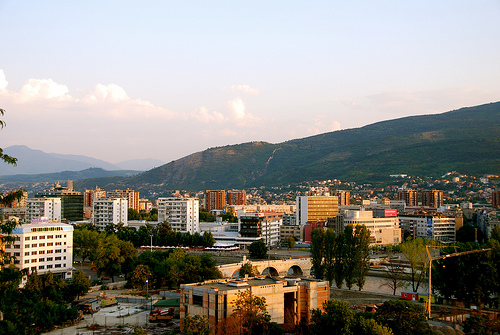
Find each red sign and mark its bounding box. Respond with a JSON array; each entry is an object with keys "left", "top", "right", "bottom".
[{"left": 385, "top": 209, "right": 398, "bottom": 217}]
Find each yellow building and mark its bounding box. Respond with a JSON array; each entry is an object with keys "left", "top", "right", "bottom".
[
  {"left": 296, "top": 195, "right": 339, "bottom": 225},
  {"left": 180, "top": 276, "right": 329, "bottom": 331}
]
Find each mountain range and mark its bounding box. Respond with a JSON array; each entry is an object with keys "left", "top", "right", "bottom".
[{"left": 2, "top": 101, "right": 500, "bottom": 193}]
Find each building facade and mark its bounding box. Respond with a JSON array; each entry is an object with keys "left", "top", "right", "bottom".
[
  {"left": 180, "top": 277, "right": 330, "bottom": 331},
  {"left": 399, "top": 214, "right": 456, "bottom": 243},
  {"left": 342, "top": 210, "right": 401, "bottom": 246},
  {"left": 239, "top": 212, "right": 283, "bottom": 247},
  {"left": 3, "top": 219, "right": 74, "bottom": 284},
  {"left": 227, "top": 190, "right": 247, "bottom": 206},
  {"left": 397, "top": 190, "right": 418, "bottom": 206},
  {"left": 36, "top": 182, "right": 83, "bottom": 222},
  {"left": 25, "top": 198, "right": 61, "bottom": 223},
  {"left": 92, "top": 198, "right": 128, "bottom": 229},
  {"left": 107, "top": 189, "right": 140, "bottom": 211},
  {"left": 335, "top": 190, "right": 351, "bottom": 206},
  {"left": 421, "top": 190, "right": 444, "bottom": 208},
  {"left": 205, "top": 190, "right": 226, "bottom": 211},
  {"left": 83, "top": 187, "right": 106, "bottom": 207},
  {"left": 296, "top": 196, "right": 339, "bottom": 225},
  {"left": 157, "top": 197, "right": 200, "bottom": 234}
]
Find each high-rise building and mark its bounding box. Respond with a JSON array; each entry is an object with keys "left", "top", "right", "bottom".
[
  {"left": 92, "top": 198, "right": 128, "bottom": 230},
  {"left": 36, "top": 182, "right": 83, "bottom": 222},
  {"left": 157, "top": 197, "right": 200, "bottom": 234},
  {"left": 421, "top": 190, "right": 443, "bottom": 208},
  {"left": 84, "top": 187, "right": 106, "bottom": 207},
  {"left": 107, "top": 189, "right": 140, "bottom": 211},
  {"left": 335, "top": 190, "right": 351, "bottom": 206},
  {"left": 3, "top": 219, "right": 74, "bottom": 284},
  {"left": 26, "top": 198, "right": 61, "bottom": 223},
  {"left": 227, "top": 189, "right": 246, "bottom": 206},
  {"left": 205, "top": 190, "right": 226, "bottom": 211},
  {"left": 492, "top": 191, "right": 500, "bottom": 208},
  {"left": 399, "top": 214, "right": 456, "bottom": 243},
  {"left": 397, "top": 190, "right": 418, "bottom": 206},
  {"left": 239, "top": 212, "right": 283, "bottom": 247},
  {"left": 342, "top": 210, "right": 401, "bottom": 246},
  {"left": 296, "top": 195, "right": 339, "bottom": 225}
]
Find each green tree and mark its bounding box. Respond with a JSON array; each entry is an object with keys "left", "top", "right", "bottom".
[
  {"left": 128, "top": 208, "right": 141, "bottom": 220},
  {"left": 230, "top": 289, "right": 272, "bottom": 335},
  {"left": 310, "top": 299, "right": 354, "bottom": 335},
  {"left": 380, "top": 256, "right": 408, "bottom": 295},
  {"left": 376, "top": 300, "right": 431, "bottom": 335},
  {"left": 130, "top": 264, "right": 151, "bottom": 290},
  {"left": 73, "top": 228, "right": 100, "bottom": 263},
  {"left": 400, "top": 238, "right": 429, "bottom": 292},
  {"left": 354, "top": 225, "right": 371, "bottom": 291},
  {"left": 284, "top": 235, "right": 296, "bottom": 249},
  {"left": 94, "top": 234, "right": 136, "bottom": 282},
  {"left": 184, "top": 314, "right": 212, "bottom": 335},
  {"left": 202, "top": 231, "right": 216, "bottom": 247},
  {"left": 239, "top": 263, "right": 255, "bottom": 278},
  {"left": 323, "top": 228, "right": 337, "bottom": 286},
  {"left": 68, "top": 270, "right": 91, "bottom": 300},
  {"left": 248, "top": 240, "right": 267, "bottom": 259},
  {"left": 200, "top": 209, "right": 216, "bottom": 222},
  {"left": 310, "top": 228, "right": 326, "bottom": 279}
]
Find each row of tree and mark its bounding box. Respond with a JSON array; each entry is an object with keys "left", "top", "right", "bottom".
[{"left": 310, "top": 225, "right": 371, "bottom": 290}]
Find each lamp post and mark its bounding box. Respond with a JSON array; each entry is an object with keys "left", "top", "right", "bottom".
[{"left": 150, "top": 234, "right": 153, "bottom": 252}]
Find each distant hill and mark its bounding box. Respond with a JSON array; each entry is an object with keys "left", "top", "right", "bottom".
[
  {"left": 0, "top": 145, "right": 164, "bottom": 175},
  {"left": 74, "top": 101, "right": 500, "bottom": 191}
]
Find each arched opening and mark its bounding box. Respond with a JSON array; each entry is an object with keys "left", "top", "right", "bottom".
[
  {"left": 232, "top": 268, "right": 241, "bottom": 279},
  {"left": 262, "top": 267, "right": 279, "bottom": 276},
  {"left": 287, "top": 265, "right": 303, "bottom": 277}
]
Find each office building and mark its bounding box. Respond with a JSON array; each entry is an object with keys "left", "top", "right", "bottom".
[
  {"left": 342, "top": 210, "right": 401, "bottom": 246},
  {"left": 399, "top": 214, "right": 456, "bottom": 243},
  {"left": 239, "top": 212, "right": 283, "bottom": 247},
  {"left": 157, "top": 197, "right": 200, "bottom": 234},
  {"left": 36, "top": 182, "right": 83, "bottom": 222},
  {"left": 26, "top": 198, "right": 61, "bottom": 223},
  {"left": 296, "top": 196, "right": 339, "bottom": 225},
  {"left": 92, "top": 198, "right": 128, "bottom": 230},
  {"left": 3, "top": 219, "right": 73, "bottom": 284}
]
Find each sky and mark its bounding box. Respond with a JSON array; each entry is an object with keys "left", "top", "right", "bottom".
[{"left": 0, "top": 1, "right": 499, "bottom": 164}]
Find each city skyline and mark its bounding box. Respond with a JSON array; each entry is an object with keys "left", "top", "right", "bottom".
[{"left": 1, "top": 1, "right": 499, "bottom": 163}]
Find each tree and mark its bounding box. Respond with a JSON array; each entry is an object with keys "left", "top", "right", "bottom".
[
  {"left": 248, "top": 240, "right": 267, "bottom": 259},
  {"left": 128, "top": 208, "right": 141, "bottom": 220},
  {"left": 353, "top": 225, "right": 371, "bottom": 291},
  {"left": 230, "top": 289, "right": 272, "bottom": 335},
  {"left": 73, "top": 229, "right": 100, "bottom": 263},
  {"left": 310, "top": 299, "right": 354, "bottom": 335},
  {"left": 310, "top": 228, "right": 326, "bottom": 279},
  {"left": 202, "top": 231, "right": 216, "bottom": 247},
  {"left": 380, "top": 256, "right": 408, "bottom": 296},
  {"left": 239, "top": 263, "right": 255, "bottom": 278},
  {"left": 323, "top": 228, "right": 337, "bottom": 286},
  {"left": 283, "top": 235, "right": 295, "bottom": 249},
  {"left": 130, "top": 264, "right": 151, "bottom": 290},
  {"left": 68, "top": 270, "right": 91, "bottom": 300},
  {"left": 376, "top": 300, "right": 431, "bottom": 335},
  {"left": 400, "top": 238, "right": 429, "bottom": 292},
  {"left": 94, "top": 234, "right": 136, "bottom": 282},
  {"left": 184, "top": 314, "right": 212, "bottom": 335}
]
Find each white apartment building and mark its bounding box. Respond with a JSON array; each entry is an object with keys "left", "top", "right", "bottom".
[
  {"left": 157, "top": 197, "right": 200, "bottom": 234},
  {"left": 92, "top": 198, "right": 128, "bottom": 230},
  {"left": 342, "top": 210, "right": 401, "bottom": 246},
  {"left": 26, "top": 198, "right": 61, "bottom": 223},
  {"left": 239, "top": 212, "right": 283, "bottom": 247},
  {"left": 3, "top": 219, "right": 73, "bottom": 284},
  {"left": 399, "top": 215, "right": 456, "bottom": 243}
]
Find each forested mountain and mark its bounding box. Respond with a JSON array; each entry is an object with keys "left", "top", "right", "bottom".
[{"left": 72, "top": 101, "right": 500, "bottom": 192}]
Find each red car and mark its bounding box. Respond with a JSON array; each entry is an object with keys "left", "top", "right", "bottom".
[{"left": 91, "top": 267, "right": 98, "bottom": 271}]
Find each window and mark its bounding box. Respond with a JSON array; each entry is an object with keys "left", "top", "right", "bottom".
[
  {"left": 25, "top": 244, "right": 30, "bottom": 248},
  {"left": 47, "top": 242, "right": 53, "bottom": 246},
  {"left": 47, "top": 265, "right": 53, "bottom": 269},
  {"left": 55, "top": 257, "right": 61, "bottom": 261},
  {"left": 25, "top": 237, "right": 30, "bottom": 241},
  {"left": 39, "top": 250, "right": 45, "bottom": 254},
  {"left": 24, "top": 260, "right": 29, "bottom": 264},
  {"left": 25, "top": 252, "right": 30, "bottom": 256},
  {"left": 46, "top": 257, "right": 53, "bottom": 261},
  {"left": 32, "top": 236, "right": 37, "bottom": 240},
  {"left": 47, "top": 250, "right": 53, "bottom": 254},
  {"left": 55, "top": 234, "right": 62, "bottom": 238},
  {"left": 14, "top": 245, "right": 20, "bottom": 249},
  {"left": 39, "top": 258, "right": 45, "bottom": 262},
  {"left": 14, "top": 260, "right": 20, "bottom": 264},
  {"left": 55, "top": 242, "right": 61, "bottom": 246},
  {"left": 39, "top": 243, "right": 45, "bottom": 247},
  {"left": 14, "top": 252, "right": 20, "bottom": 257},
  {"left": 39, "top": 236, "right": 45, "bottom": 240},
  {"left": 38, "top": 265, "right": 45, "bottom": 270},
  {"left": 31, "top": 259, "right": 37, "bottom": 263},
  {"left": 63, "top": 256, "right": 66, "bottom": 260},
  {"left": 32, "top": 244, "right": 37, "bottom": 248},
  {"left": 47, "top": 235, "right": 53, "bottom": 239},
  {"left": 55, "top": 249, "right": 61, "bottom": 253},
  {"left": 4, "top": 244, "right": 10, "bottom": 249},
  {"left": 15, "top": 236, "right": 20, "bottom": 241},
  {"left": 55, "top": 264, "right": 61, "bottom": 268},
  {"left": 31, "top": 251, "right": 37, "bottom": 255}
]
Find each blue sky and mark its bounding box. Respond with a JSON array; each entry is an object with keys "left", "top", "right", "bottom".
[{"left": 1, "top": 1, "right": 499, "bottom": 163}]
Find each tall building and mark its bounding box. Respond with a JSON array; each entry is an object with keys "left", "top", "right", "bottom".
[
  {"left": 26, "top": 198, "right": 61, "bottom": 223},
  {"left": 36, "top": 182, "right": 83, "bottom": 222},
  {"left": 492, "top": 191, "right": 500, "bottom": 208},
  {"left": 421, "top": 190, "right": 443, "bottom": 208},
  {"left": 157, "top": 197, "right": 200, "bottom": 234},
  {"left": 335, "top": 190, "right": 351, "bottom": 206},
  {"left": 399, "top": 214, "right": 456, "bottom": 243},
  {"left": 296, "top": 195, "right": 339, "bottom": 225},
  {"left": 3, "top": 219, "right": 74, "bottom": 284},
  {"left": 239, "top": 212, "right": 283, "bottom": 247},
  {"left": 342, "top": 210, "right": 401, "bottom": 246},
  {"left": 107, "top": 189, "right": 140, "bottom": 211},
  {"left": 92, "top": 198, "right": 128, "bottom": 230},
  {"left": 84, "top": 187, "right": 106, "bottom": 207},
  {"left": 227, "top": 189, "right": 246, "bottom": 206},
  {"left": 397, "top": 190, "right": 418, "bottom": 206},
  {"left": 205, "top": 190, "right": 226, "bottom": 211}
]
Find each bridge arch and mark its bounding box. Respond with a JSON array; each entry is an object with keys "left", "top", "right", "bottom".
[
  {"left": 261, "top": 267, "right": 279, "bottom": 276},
  {"left": 287, "top": 265, "right": 303, "bottom": 277}
]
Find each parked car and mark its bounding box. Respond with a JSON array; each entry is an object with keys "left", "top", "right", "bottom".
[{"left": 91, "top": 267, "right": 98, "bottom": 271}]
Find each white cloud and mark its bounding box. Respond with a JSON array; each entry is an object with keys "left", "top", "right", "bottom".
[
  {"left": 227, "top": 97, "right": 246, "bottom": 119},
  {"left": 192, "top": 106, "right": 226, "bottom": 123},
  {"left": 85, "top": 84, "right": 129, "bottom": 103},
  {"left": 19, "top": 78, "right": 71, "bottom": 100},
  {"left": 306, "top": 115, "right": 341, "bottom": 135},
  {"left": 0, "top": 70, "right": 8, "bottom": 90},
  {"left": 231, "top": 84, "right": 259, "bottom": 95}
]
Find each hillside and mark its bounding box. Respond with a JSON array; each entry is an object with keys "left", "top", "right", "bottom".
[{"left": 75, "top": 102, "right": 500, "bottom": 191}]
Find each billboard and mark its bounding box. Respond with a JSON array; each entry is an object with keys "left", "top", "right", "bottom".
[
  {"left": 426, "top": 217, "right": 433, "bottom": 237},
  {"left": 385, "top": 209, "right": 398, "bottom": 217}
]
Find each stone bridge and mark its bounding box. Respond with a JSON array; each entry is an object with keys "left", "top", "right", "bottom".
[{"left": 217, "top": 256, "right": 313, "bottom": 278}]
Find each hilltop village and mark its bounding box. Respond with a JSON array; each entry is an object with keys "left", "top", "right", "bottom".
[{"left": 1, "top": 171, "right": 500, "bottom": 334}]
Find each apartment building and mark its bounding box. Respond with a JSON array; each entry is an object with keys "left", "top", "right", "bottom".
[
  {"left": 3, "top": 219, "right": 73, "bottom": 284},
  {"left": 477, "top": 209, "right": 500, "bottom": 238},
  {"left": 26, "top": 198, "right": 62, "bottom": 223},
  {"left": 107, "top": 189, "right": 140, "bottom": 211},
  {"left": 227, "top": 205, "right": 296, "bottom": 216},
  {"left": 335, "top": 190, "right": 351, "bottom": 206},
  {"left": 36, "top": 182, "right": 83, "bottom": 222},
  {"left": 205, "top": 190, "right": 226, "bottom": 211},
  {"left": 421, "top": 190, "right": 444, "bottom": 208},
  {"left": 296, "top": 195, "right": 339, "bottom": 225},
  {"left": 397, "top": 190, "right": 418, "bottom": 206},
  {"left": 227, "top": 189, "right": 247, "bottom": 206},
  {"left": 180, "top": 277, "right": 330, "bottom": 331},
  {"left": 92, "top": 198, "right": 128, "bottom": 230},
  {"left": 83, "top": 187, "right": 106, "bottom": 207},
  {"left": 157, "top": 197, "right": 200, "bottom": 234}
]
